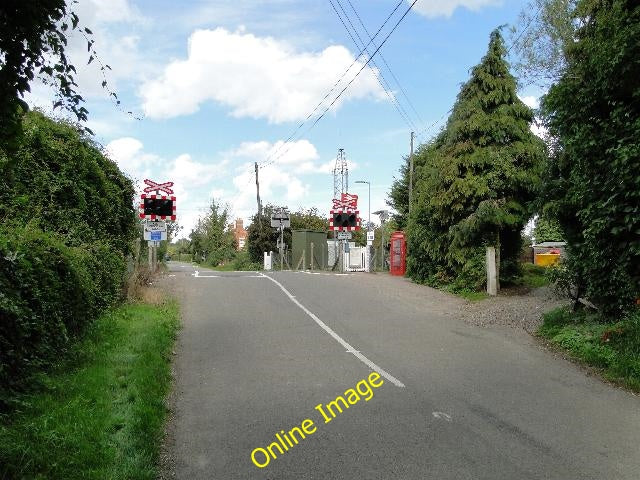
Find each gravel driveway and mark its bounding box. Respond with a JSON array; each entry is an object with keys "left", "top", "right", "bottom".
[{"left": 459, "top": 285, "right": 569, "bottom": 333}]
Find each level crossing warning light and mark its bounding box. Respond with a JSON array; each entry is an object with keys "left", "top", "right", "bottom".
[
  {"left": 139, "top": 194, "right": 176, "bottom": 221},
  {"left": 332, "top": 211, "right": 359, "bottom": 229}
]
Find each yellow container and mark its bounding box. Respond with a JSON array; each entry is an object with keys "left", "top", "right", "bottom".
[{"left": 534, "top": 253, "right": 561, "bottom": 267}]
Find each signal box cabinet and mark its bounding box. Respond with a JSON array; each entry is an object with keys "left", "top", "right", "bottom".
[
  {"left": 292, "top": 230, "right": 327, "bottom": 270},
  {"left": 389, "top": 231, "right": 407, "bottom": 276}
]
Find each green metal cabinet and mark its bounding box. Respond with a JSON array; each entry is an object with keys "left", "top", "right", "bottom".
[{"left": 291, "top": 230, "right": 327, "bottom": 270}]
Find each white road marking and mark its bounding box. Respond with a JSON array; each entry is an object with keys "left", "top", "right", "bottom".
[
  {"left": 260, "top": 272, "right": 405, "bottom": 388},
  {"left": 293, "top": 271, "right": 354, "bottom": 276},
  {"left": 168, "top": 274, "right": 176, "bottom": 277},
  {"left": 432, "top": 412, "right": 452, "bottom": 422}
]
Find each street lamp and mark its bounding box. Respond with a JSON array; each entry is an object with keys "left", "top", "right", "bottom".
[
  {"left": 373, "top": 209, "right": 389, "bottom": 270},
  {"left": 354, "top": 180, "right": 370, "bottom": 229}
]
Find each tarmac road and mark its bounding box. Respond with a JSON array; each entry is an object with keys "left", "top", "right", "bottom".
[{"left": 161, "top": 262, "right": 640, "bottom": 480}]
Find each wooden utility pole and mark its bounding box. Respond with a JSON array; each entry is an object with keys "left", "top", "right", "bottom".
[
  {"left": 255, "top": 162, "right": 262, "bottom": 225},
  {"left": 408, "top": 131, "right": 415, "bottom": 215}
]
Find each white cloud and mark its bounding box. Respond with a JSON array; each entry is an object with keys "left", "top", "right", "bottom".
[
  {"left": 517, "top": 95, "right": 548, "bottom": 139},
  {"left": 105, "top": 137, "right": 226, "bottom": 206},
  {"left": 519, "top": 95, "right": 540, "bottom": 109},
  {"left": 140, "top": 28, "right": 385, "bottom": 122},
  {"left": 411, "top": 0, "right": 502, "bottom": 18}
]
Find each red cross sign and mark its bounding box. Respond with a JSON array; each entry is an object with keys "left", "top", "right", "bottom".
[
  {"left": 143, "top": 179, "right": 174, "bottom": 195},
  {"left": 332, "top": 192, "right": 358, "bottom": 210}
]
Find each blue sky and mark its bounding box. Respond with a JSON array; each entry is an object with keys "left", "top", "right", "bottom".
[{"left": 27, "top": 0, "right": 542, "bottom": 238}]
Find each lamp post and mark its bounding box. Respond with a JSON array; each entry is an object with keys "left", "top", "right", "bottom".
[
  {"left": 373, "top": 209, "right": 389, "bottom": 271},
  {"left": 354, "top": 180, "right": 370, "bottom": 229},
  {"left": 355, "top": 180, "right": 371, "bottom": 272}
]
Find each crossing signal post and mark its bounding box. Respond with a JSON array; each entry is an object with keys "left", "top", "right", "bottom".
[
  {"left": 140, "top": 179, "right": 176, "bottom": 272},
  {"left": 271, "top": 209, "right": 290, "bottom": 271},
  {"left": 329, "top": 193, "right": 361, "bottom": 272}
]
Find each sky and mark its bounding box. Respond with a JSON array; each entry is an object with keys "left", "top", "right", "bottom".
[{"left": 26, "top": 0, "right": 543, "bottom": 239}]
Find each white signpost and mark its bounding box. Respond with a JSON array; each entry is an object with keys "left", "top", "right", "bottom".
[{"left": 337, "top": 231, "right": 352, "bottom": 240}]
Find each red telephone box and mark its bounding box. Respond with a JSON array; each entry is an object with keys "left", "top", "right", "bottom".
[{"left": 389, "top": 231, "right": 406, "bottom": 276}]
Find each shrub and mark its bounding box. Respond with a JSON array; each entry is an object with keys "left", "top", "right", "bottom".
[{"left": 0, "top": 226, "right": 126, "bottom": 408}]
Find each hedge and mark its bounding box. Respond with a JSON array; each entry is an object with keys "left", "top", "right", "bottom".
[{"left": 0, "top": 225, "right": 126, "bottom": 408}]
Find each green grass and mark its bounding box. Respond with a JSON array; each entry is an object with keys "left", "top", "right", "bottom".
[
  {"left": 538, "top": 307, "right": 640, "bottom": 392},
  {"left": 0, "top": 301, "right": 180, "bottom": 480},
  {"left": 519, "top": 263, "right": 550, "bottom": 289},
  {"left": 454, "top": 288, "right": 490, "bottom": 301}
]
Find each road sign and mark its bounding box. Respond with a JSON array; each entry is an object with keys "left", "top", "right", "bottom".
[
  {"left": 143, "top": 179, "right": 174, "bottom": 195},
  {"left": 276, "top": 240, "right": 286, "bottom": 249},
  {"left": 367, "top": 231, "right": 375, "bottom": 242},
  {"left": 147, "top": 240, "right": 161, "bottom": 247},
  {"left": 271, "top": 212, "right": 290, "bottom": 228},
  {"left": 144, "top": 230, "right": 167, "bottom": 241},
  {"left": 144, "top": 220, "right": 167, "bottom": 233},
  {"left": 337, "top": 231, "right": 352, "bottom": 240}
]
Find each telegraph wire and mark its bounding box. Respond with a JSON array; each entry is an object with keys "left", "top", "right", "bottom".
[
  {"left": 259, "top": 0, "right": 407, "bottom": 167},
  {"left": 260, "top": 0, "right": 420, "bottom": 169},
  {"left": 329, "top": 0, "right": 418, "bottom": 132},
  {"left": 345, "top": 0, "right": 425, "bottom": 127}
]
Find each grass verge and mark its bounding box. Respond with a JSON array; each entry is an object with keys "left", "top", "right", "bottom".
[
  {"left": 0, "top": 300, "right": 179, "bottom": 480},
  {"left": 538, "top": 307, "right": 640, "bottom": 392},
  {"left": 519, "top": 263, "right": 550, "bottom": 289}
]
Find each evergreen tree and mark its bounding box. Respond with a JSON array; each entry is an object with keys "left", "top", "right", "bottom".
[
  {"left": 408, "top": 30, "right": 544, "bottom": 289},
  {"left": 541, "top": 0, "right": 640, "bottom": 316},
  {"left": 387, "top": 155, "right": 410, "bottom": 230}
]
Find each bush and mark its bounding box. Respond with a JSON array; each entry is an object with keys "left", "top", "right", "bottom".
[
  {"left": 0, "top": 226, "right": 126, "bottom": 408},
  {"left": 231, "top": 250, "right": 261, "bottom": 271},
  {"left": 539, "top": 307, "right": 640, "bottom": 391}
]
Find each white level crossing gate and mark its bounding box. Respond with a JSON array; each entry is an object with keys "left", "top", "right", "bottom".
[{"left": 345, "top": 246, "right": 367, "bottom": 272}]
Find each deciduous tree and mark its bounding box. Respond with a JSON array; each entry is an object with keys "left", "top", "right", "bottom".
[{"left": 541, "top": 0, "right": 640, "bottom": 316}]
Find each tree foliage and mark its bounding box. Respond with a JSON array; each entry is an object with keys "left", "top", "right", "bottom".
[
  {"left": 246, "top": 205, "right": 330, "bottom": 263},
  {"left": 533, "top": 214, "right": 564, "bottom": 243},
  {"left": 541, "top": 0, "right": 640, "bottom": 316},
  {"left": 387, "top": 155, "right": 410, "bottom": 230},
  {"left": 509, "top": 0, "right": 577, "bottom": 88},
  {"left": 0, "top": 112, "right": 138, "bottom": 406},
  {"left": 0, "top": 0, "right": 93, "bottom": 143},
  {"left": 0, "top": 111, "right": 137, "bottom": 254},
  {"left": 407, "top": 30, "right": 545, "bottom": 290},
  {"left": 189, "top": 200, "right": 236, "bottom": 266}
]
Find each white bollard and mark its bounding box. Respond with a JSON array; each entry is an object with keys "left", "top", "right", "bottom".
[{"left": 264, "top": 251, "right": 273, "bottom": 271}]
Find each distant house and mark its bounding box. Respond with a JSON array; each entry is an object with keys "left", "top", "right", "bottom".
[{"left": 230, "top": 218, "right": 247, "bottom": 250}]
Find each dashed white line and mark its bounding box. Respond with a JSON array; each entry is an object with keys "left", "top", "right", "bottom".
[{"left": 259, "top": 272, "right": 405, "bottom": 388}]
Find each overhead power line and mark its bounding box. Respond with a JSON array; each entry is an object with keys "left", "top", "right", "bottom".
[
  {"left": 329, "top": 0, "right": 418, "bottom": 132},
  {"left": 344, "top": 0, "right": 425, "bottom": 127},
  {"left": 260, "top": 0, "right": 420, "bottom": 169},
  {"left": 259, "top": 0, "right": 408, "bottom": 167}
]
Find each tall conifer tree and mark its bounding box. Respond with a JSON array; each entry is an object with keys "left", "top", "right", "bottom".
[{"left": 407, "top": 30, "right": 544, "bottom": 289}]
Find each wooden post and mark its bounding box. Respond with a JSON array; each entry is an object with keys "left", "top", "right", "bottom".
[{"left": 310, "top": 242, "right": 314, "bottom": 271}]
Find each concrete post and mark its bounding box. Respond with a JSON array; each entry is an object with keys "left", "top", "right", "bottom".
[{"left": 486, "top": 246, "right": 497, "bottom": 296}]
